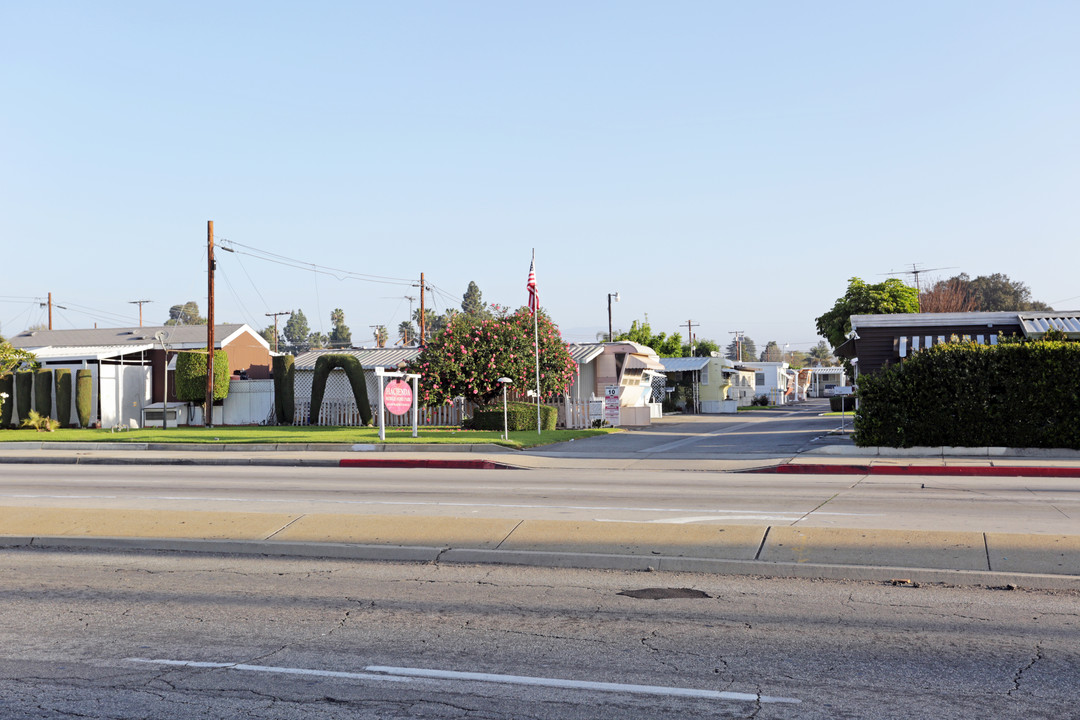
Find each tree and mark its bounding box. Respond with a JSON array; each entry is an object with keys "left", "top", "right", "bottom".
[
  {"left": 945, "top": 273, "right": 1052, "bottom": 312},
  {"left": 283, "top": 310, "right": 311, "bottom": 353},
  {"left": 307, "top": 331, "right": 327, "bottom": 349},
  {"left": 815, "top": 277, "right": 919, "bottom": 350},
  {"left": 411, "top": 309, "right": 577, "bottom": 407},
  {"left": 0, "top": 340, "right": 36, "bottom": 377},
  {"left": 807, "top": 340, "right": 834, "bottom": 366},
  {"left": 684, "top": 339, "right": 720, "bottom": 357},
  {"left": 461, "top": 281, "right": 489, "bottom": 318},
  {"left": 164, "top": 301, "right": 206, "bottom": 326},
  {"left": 615, "top": 320, "right": 683, "bottom": 357},
  {"left": 413, "top": 308, "right": 438, "bottom": 341},
  {"left": 259, "top": 325, "right": 281, "bottom": 351},
  {"left": 398, "top": 321, "right": 417, "bottom": 346},
  {"left": 372, "top": 325, "right": 388, "bottom": 348},
  {"left": 760, "top": 341, "right": 783, "bottom": 362},
  {"left": 725, "top": 336, "right": 757, "bottom": 362},
  {"left": 920, "top": 276, "right": 978, "bottom": 313},
  {"left": 328, "top": 308, "right": 352, "bottom": 348}
]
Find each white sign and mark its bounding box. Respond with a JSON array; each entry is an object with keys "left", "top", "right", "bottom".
[{"left": 604, "top": 385, "right": 621, "bottom": 426}]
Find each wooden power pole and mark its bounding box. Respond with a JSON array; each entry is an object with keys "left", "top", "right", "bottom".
[
  {"left": 265, "top": 311, "right": 290, "bottom": 353},
  {"left": 417, "top": 273, "right": 426, "bottom": 343},
  {"left": 206, "top": 221, "right": 215, "bottom": 427},
  {"left": 129, "top": 300, "right": 152, "bottom": 327}
]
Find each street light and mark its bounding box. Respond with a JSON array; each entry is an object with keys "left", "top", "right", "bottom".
[
  {"left": 498, "top": 377, "right": 513, "bottom": 440},
  {"left": 607, "top": 292, "right": 620, "bottom": 342}
]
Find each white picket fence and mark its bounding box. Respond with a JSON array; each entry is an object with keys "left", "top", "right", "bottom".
[
  {"left": 554, "top": 399, "right": 596, "bottom": 429},
  {"left": 295, "top": 399, "right": 467, "bottom": 427}
]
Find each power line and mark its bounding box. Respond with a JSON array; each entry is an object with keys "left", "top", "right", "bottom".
[{"left": 218, "top": 239, "right": 416, "bottom": 286}]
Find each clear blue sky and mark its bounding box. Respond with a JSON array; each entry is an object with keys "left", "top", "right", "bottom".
[{"left": 3, "top": 2, "right": 1077, "bottom": 352}]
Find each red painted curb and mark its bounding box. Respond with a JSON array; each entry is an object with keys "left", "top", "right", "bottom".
[
  {"left": 338, "top": 458, "right": 514, "bottom": 470},
  {"left": 770, "top": 463, "right": 1080, "bottom": 478}
]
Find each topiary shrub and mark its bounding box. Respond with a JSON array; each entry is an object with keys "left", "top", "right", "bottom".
[
  {"left": 310, "top": 354, "right": 371, "bottom": 426},
  {"left": 174, "top": 349, "right": 230, "bottom": 402},
  {"left": 54, "top": 369, "right": 72, "bottom": 427},
  {"left": 468, "top": 401, "right": 557, "bottom": 431},
  {"left": 272, "top": 354, "right": 295, "bottom": 425},
  {"left": 34, "top": 369, "right": 53, "bottom": 418},
  {"left": 76, "top": 369, "right": 93, "bottom": 428},
  {"left": 15, "top": 371, "right": 32, "bottom": 425},
  {"left": 0, "top": 374, "right": 13, "bottom": 427}
]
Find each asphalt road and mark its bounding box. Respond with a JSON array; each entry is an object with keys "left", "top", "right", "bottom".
[
  {"left": 1, "top": 550, "right": 1076, "bottom": 720},
  {"left": 1, "top": 462, "right": 1076, "bottom": 535}
]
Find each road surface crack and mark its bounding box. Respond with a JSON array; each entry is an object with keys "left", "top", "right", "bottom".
[{"left": 1008, "top": 645, "right": 1043, "bottom": 696}]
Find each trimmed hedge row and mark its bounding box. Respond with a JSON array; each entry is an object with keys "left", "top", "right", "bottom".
[
  {"left": 54, "top": 369, "right": 72, "bottom": 427},
  {"left": 175, "top": 349, "right": 231, "bottom": 402},
  {"left": 272, "top": 354, "right": 295, "bottom": 425},
  {"left": 15, "top": 371, "right": 32, "bottom": 422},
  {"left": 76, "top": 369, "right": 92, "bottom": 428},
  {"left": 855, "top": 341, "right": 1080, "bottom": 449},
  {"left": 469, "top": 402, "right": 557, "bottom": 432},
  {"left": 310, "top": 354, "right": 371, "bottom": 426}
]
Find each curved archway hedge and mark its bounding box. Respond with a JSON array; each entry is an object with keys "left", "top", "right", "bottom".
[{"left": 309, "top": 354, "right": 372, "bottom": 426}]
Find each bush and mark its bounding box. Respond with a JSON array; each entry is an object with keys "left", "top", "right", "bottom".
[
  {"left": 829, "top": 395, "right": 856, "bottom": 412},
  {"left": 76, "top": 369, "right": 92, "bottom": 428},
  {"left": 310, "top": 354, "right": 371, "bottom": 426},
  {"left": 468, "top": 402, "right": 557, "bottom": 431},
  {"left": 54, "top": 369, "right": 72, "bottom": 427},
  {"left": 855, "top": 341, "right": 1080, "bottom": 448},
  {"left": 174, "top": 350, "right": 230, "bottom": 402},
  {"left": 751, "top": 395, "right": 770, "bottom": 407},
  {"left": 15, "top": 371, "right": 32, "bottom": 424},
  {"left": 34, "top": 369, "right": 53, "bottom": 418},
  {"left": 272, "top": 355, "right": 295, "bottom": 424},
  {"left": 0, "top": 374, "right": 12, "bottom": 427}
]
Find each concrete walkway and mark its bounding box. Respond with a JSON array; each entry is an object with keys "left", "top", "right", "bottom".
[{"left": 0, "top": 440, "right": 1077, "bottom": 591}]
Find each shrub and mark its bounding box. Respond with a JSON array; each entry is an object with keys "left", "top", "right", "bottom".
[
  {"left": 174, "top": 350, "right": 230, "bottom": 402},
  {"left": 272, "top": 354, "right": 295, "bottom": 424},
  {"left": 855, "top": 341, "right": 1080, "bottom": 449},
  {"left": 34, "top": 369, "right": 53, "bottom": 418},
  {"left": 54, "top": 369, "right": 72, "bottom": 427},
  {"left": 15, "top": 371, "right": 32, "bottom": 424},
  {"left": 751, "top": 395, "right": 770, "bottom": 407},
  {"left": 310, "top": 354, "right": 371, "bottom": 426},
  {"left": 76, "top": 369, "right": 92, "bottom": 428},
  {"left": 468, "top": 402, "right": 557, "bottom": 431},
  {"left": 20, "top": 409, "right": 59, "bottom": 432},
  {"left": 0, "top": 374, "right": 12, "bottom": 427}
]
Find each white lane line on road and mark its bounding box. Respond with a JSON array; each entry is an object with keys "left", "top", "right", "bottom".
[
  {"left": 125, "top": 658, "right": 800, "bottom": 704},
  {"left": 0, "top": 493, "right": 878, "bottom": 517},
  {"left": 638, "top": 423, "right": 756, "bottom": 453}
]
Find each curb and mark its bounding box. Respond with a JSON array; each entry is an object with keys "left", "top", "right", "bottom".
[
  {"left": 4, "top": 536, "right": 1077, "bottom": 592},
  {"left": 338, "top": 458, "right": 519, "bottom": 470},
  {"left": 767, "top": 463, "right": 1080, "bottom": 478}
]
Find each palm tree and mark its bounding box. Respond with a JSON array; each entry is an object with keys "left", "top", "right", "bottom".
[
  {"left": 373, "top": 325, "right": 389, "bottom": 348},
  {"left": 398, "top": 321, "right": 417, "bottom": 346}
]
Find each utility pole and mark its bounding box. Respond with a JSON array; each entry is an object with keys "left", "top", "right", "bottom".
[
  {"left": 264, "top": 311, "right": 290, "bottom": 353},
  {"left": 129, "top": 300, "right": 152, "bottom": 327},
  {"left": 685, "top": 320, "right": 699, "bottom": 356},
  {"left": 206, "top": 221, "right": 215, "bottom": 428},
  {"left": 729, "top": 330, "right": 745, "bottom": 362},
  {"left": 40, "top": 293, "right": 66, "bottom": 330},
  {"left": 416, "top": 274, "right": 426, "bottom": 343}
]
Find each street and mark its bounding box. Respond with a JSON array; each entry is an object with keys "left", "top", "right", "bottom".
[{"left": 0, "top": 550, "right": 1076, "bottom": 719}]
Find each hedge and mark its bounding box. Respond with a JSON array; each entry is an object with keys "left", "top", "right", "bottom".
[
  {"left": 310, "top": 354, "right": 372, "bottom": 426},
  {"left": 34, "top": 369, "right": 53, "bottom": 418},
  {"left": 469, "top": 402, "right": 557, "bottom": 432},
  {"left": 76, "top": 369, "right": 93, "bottom": 428},
  {"left": 854, "top": 341, "right": 1080, "bottom": 449},
  {"left": 272, "top": 354, "right": 295, "bottom": 424},
  {"left": 0, "top": 374, "right": 12, "bottom": 427},
  {"left": 174, "top": 349, "right": 230, "bottom": 402},
  {"left": 54, "top": 369, "right": 72, "bottom": 427},
  {"left": 15, "top": 371, "right": 32, "bottom": 424}
]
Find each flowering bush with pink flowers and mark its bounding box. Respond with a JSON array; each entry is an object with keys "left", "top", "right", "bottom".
[{"left": 410, "top": 308, "right": 577, "bottom": 407}]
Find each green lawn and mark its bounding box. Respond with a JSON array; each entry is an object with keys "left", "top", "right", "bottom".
[{"left": 0, "top": 425, "right": 617, "bottom": 449}]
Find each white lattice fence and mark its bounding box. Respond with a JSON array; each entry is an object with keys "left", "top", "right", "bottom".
[{"left": 293, "top": 368, "right": 467, "bottom": 427}]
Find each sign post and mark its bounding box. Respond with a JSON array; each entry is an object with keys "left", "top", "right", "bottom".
[
  {"left": 604, "top": 385, "right": 622, "bottom": 427},
  {"left": 375, "top": 367, "right": 421, "bottom": 440}
]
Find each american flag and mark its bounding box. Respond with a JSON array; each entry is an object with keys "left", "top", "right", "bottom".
[{"left": 526, "top": 253, "right": 538, "bottom": 315}]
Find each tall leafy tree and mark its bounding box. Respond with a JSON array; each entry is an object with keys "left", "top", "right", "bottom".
[
  {"left": 0, "top": 340, "right": 36, "bottom": 376},
  {"left": 411, "top": 309, "right": 576, "bottom": 407},
  {"left": 683, "top": 338, "right": 720, "bottom": 357},
  {"left": 283, "top": 310, "right": 311, "bottom": 353},
  {"left": 815, "top": 277, "right": 919, "bottom": 350},
  {"left": 460, "top": 281, "right": 489, "bottom": 318},
  {"left": 807, "top": 340, "right": 835, "bottom": 366},
  {"left": 307, "top": 331, "right": 327, "bottom": 349},
  {"left": 328, "top": 308, "right": 352, "bottom": 348},
  {"left": 164, "top": 301, "right": 206, "bottom": 326},
  {"left": 725, "top": 336, "right": 757, "bottom": 362},
  {"left": 759, "top": 340, "right": 783, "bottom": 362},
  {"left": 615, "top": 319, "right": 684, "bottom": 357},
  {"left": 259, "top": 325, "right": 281, "bottom": 351}
]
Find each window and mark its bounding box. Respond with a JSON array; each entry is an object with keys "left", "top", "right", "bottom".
[{"left": 755, "top": 372, "right": 765, "bottom": 387}]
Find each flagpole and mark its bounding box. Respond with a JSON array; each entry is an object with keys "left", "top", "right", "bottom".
[{"left": 532, "top": 250, "right": 541, "bottom": 435}]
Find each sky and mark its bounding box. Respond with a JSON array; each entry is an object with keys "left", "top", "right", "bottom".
[{"left": 2, "top": 2, "right": 1078, "bottom": 353}]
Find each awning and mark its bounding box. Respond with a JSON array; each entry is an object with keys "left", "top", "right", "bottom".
[
  {"left": 625, "top": 354, "right": 666, "bottom": 372},
  {"left": 658, "top": 357, "right": 709, "bottom": 373}
]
